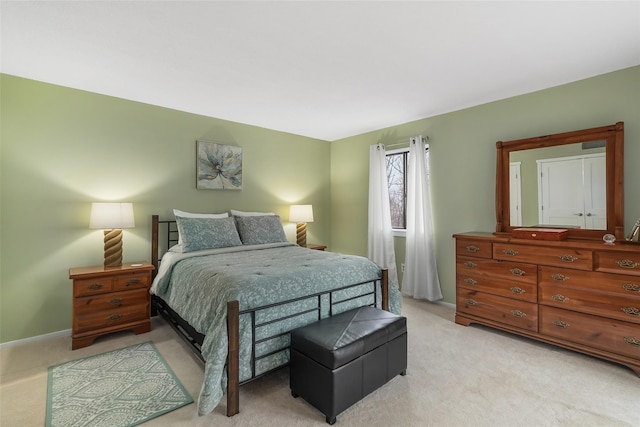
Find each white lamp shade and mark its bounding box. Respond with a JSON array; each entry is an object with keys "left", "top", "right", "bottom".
[
  {"left": 289, "top": 204, "right": 314, "bottom": 223},
  {"left": 89, "top": 203, "right": 135, "bottom": 229}
]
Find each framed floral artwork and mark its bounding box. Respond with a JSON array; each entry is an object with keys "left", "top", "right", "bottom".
[{"left": 196, "top": 140, "right": 242, "bottom": 190}]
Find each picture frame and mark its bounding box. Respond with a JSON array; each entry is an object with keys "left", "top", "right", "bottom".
[
  {"left": 196, "top": 140, "right": 242, "bottom": 190},
  {"left": 627, "top": 218, "right": 640, "bottom": 242}
]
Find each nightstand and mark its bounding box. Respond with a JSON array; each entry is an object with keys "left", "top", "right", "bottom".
[
  {"left": 306, "top": 244, "right": 327, "bottom": 251},
  {"left": 69, "top": 262, "right": 155, "bottom": 349}
]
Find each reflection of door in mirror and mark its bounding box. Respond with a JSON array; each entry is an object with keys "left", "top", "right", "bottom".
[
  {"left": 537, "top": 153, "right": 606, "bottom": 229},
  {"left": 509, "top": 162, "right": 522, "bottom": 226}
]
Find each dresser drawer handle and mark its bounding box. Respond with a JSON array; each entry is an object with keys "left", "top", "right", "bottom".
[
  {"left": 551, "top": 294, "right": 568, "bottom": 302},
  {"left": 465, "top": 245, "right": 481, "bottom": 253},
  {"left": 107, "top": 314, "right": 122, "bottom": 322},
  {"left": 464, "top": 278, "right": 477, "bottom": 285},
  {"left": 624, "top": 337, "right": 640, "bottom": 346},
  {"left": 616, "top": 259, "right": 639, "bottom": 269},
  {"left": 108, "top": 298, "right": 123, "bottom": 305},
  {"left": 622, "top": 283, "right": 640, "bottom": 293},
  {"left": 559, "top": 255, "right": 578, "bottom": 263},
  {"left": 552, "top": 320, "right": 569, "bottom": 328},
  {"left": 126, "top": 278, "right": 141, "bottom": 286},
  {"left": 551, "top": 273, "right": 569, "bottom": 282},
  {"left": 502, "top": 249, "right": 518, "bottom": 256},
  {"left": 621, "top": 307, "right": 639, "bottom": 317},
  {"left": 88, "top": 283, "right": 104, "bottom": 290},
  {"left": 510, "top": 287, "right": 525, "bottom": 295},
  {"left": 465, "top": 299, "right": 477, "bottom": 306},
  {"left": 510, "top": 309, "right": 526, "bottom": 318},
  {"left": 463, "top": 261, "right": 477, "bottom": 268},
  {"left": 510, "top": 268, "right": 525, "bottom": 276}
]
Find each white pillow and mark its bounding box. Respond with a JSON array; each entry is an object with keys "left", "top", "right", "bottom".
[
  {"left": 230, "top": 209, "right": 275, "bottom": 217},
  {"left": 173, "top": 209, "right": 229, "bottom": 244}
]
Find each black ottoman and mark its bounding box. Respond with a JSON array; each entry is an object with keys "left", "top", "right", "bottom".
[{"left": 290, "top": 306, "right": 407, "bottom": 424}]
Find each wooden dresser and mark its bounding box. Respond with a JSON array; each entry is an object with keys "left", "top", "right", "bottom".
[
  {"left": 69, "top": 262, "right": 155, "bottom": 349},
  {"left": 454, "top": 232, "right": 640, "bottom": 375}
]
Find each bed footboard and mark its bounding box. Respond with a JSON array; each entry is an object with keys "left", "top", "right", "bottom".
[{"left": 225, "top": 270, "right": 389, "bottom": 417}]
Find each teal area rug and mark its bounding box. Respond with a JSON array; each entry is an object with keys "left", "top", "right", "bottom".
[{"left": 46, "top": 341, "right": 193, "bottom": 427}]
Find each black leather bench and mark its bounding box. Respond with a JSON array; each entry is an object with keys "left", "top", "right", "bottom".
[{"left": 290, "top": 306, "right": 407, "bottom": 424}]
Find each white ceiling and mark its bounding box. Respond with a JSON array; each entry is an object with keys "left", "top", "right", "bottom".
[{"left": 2, "top": 1, "right": 639, "bottom": 141}]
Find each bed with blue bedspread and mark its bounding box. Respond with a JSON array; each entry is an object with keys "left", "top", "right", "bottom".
[{"left": 150, "top": 214, "right": 401, "bottom": 417}]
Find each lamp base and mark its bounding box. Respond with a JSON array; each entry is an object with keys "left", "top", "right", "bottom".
[
  {"left": 103, "top": 229, "right": 123, "bottom": 267},
  {"left": 296, "top": 222, "right": 307, "bottom": 247}
]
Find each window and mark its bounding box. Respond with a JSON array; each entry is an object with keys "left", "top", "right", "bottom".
[{"left": 385, "top": 147, "right": 429, "bottom": 231}]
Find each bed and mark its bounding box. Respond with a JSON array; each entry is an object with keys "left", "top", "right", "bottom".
[{"left": 149, "top": 213, "right": 402, "bottom": 417}]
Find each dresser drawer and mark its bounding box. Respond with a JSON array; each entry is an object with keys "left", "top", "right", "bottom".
[
  {"left": 73, "top": 277, "right": 115, "bottom": 297},
  {"left": 456, "top": 239, "right": 492, "bottom": 259},
  {"left": 539, "top": 267, "right": 640, "bottom": 296},
  {"left": 457, "top": 289, "right": 538, "bottom": 332},
  {"left": 457, "top": 257, "right": 537, "bottom": 302},
  {"left": 494, "top": 243, "right": 592, "bottom": 270},
  {"left": 595, "top": 251, "right": 640, "bottom": 276},
  {"left": 114, "top": 272, "right": 150, "bottom": 291},
  {"left": 540, "top": 306, "right": 640, "bottom": 360},
  {"left": 74, "top": 304, "right": 149, "bottom": 333},
  {"left": 74, "top": 289, "right": 149, "bottom": 316},
  {"left": 539, "top": 283, "right": 640, "bottom": 324}
]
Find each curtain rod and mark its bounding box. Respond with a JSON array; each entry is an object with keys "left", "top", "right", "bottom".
[{"left": 381, "top": 135, "right": 429, "bottom": 149}]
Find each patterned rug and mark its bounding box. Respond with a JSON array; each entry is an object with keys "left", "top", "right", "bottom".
[{"left": 46, "top": 341, "right": 193, "bottom": 427}]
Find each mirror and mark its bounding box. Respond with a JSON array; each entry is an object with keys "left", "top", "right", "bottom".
[{"left": 495, "top": 122, "right": 624, "bottom": 240}]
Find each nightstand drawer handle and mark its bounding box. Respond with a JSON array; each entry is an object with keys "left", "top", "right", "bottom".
[
  {"left": 107, "top": 314, "right": 122, "bottom": 322},
  {"left": 108, "top": 298, "right": 123, "bottom": 305},
  {"left": 553, "top": 320, "right": 569, "bottom": 328},
  {"left": 551, "top": 294, "right": 568, "bottom": 302},
  {"left": 559, "top": 255, "right": 578, "bottom": 263},
  {"left": 126, "top": 278, "right": 141, "bottom": 286},
  {"left": 510, "top": 287, "right": 525, "bottom": 295},
  {"left": 616, "top": 259, "right": 639, "bottom": 269},
  {"left": 465, "top": 299, "right": 477, "bottom": 306},
  {"left": 510, "top": 268, "right": 525, "bottom": 276},
  {"left": 502, "top": 249, "right": 518, "bottom": 256},
  {"left": 510, "top": 309, "right": 526, "bottom": 318},
  {"left": 621, "top": 307, "right": 639, "bottom": 317},
  {"left": 88, "top": 283, "right": 104, "bottom": 290},
  {"left": 624, "top": 337, "right": 640, "bottom": 346},
  {"left": 551, "top": 274, "right": 569, "bottom": 282},
  {"left": 463, "top": 261, "right": 477, "bottom": 268},
  {"left": 622, "top": 283, "right": 640, "bottom": 293},
  {"left": 464, "top": 278, "right": 477, "bottom": 285},
  {"left": 465, "top": 245, "right": 480, "bottom": 253}
]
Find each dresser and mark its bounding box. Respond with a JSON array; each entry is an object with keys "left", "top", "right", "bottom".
[
  {"left": 454, "top": 232, "right": 640, "bottom": 376},
  {"left": 69, "top": 262, "right": 155, "bottom": 349}
]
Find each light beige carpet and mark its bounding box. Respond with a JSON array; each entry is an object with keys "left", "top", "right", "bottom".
[{"left": 1, "top": 297, "right": 638, "bottom": 426}]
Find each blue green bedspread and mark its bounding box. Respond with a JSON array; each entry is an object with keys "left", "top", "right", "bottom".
[{"left": 151, "top": 242, "right": 402, "bottom": 415}]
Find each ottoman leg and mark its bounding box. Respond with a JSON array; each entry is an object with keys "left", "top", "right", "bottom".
[{"left": 326, "top": 415, "right": 336, "bottom": 425}]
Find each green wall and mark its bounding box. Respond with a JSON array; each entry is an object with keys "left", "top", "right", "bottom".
[
  {"left": 0, "top": 75, "right": 330, "bottom": 343},
  {"left": 330, "top": 66, "right": 640, "bottom": 304}
]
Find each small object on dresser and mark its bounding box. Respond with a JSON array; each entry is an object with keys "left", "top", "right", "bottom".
[
  {"left": 512, "top": 227, "right": 568, "bottom": 241},
  {"left": 603, "top": 234, "right": 616, "bottom": 245}
]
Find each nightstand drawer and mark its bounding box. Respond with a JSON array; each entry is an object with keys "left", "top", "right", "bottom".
[
  {"left": 114, "top": 273, "right": 150, "bottom": 291},
  {"left": 73, "top": 278, "right": 114, "bottom": 297},
  {"left": 74, "top": 289, "right": 149, "bottom": 316},
  {"left": 74, "top": 304, "right": 149, "bottom": 333}
]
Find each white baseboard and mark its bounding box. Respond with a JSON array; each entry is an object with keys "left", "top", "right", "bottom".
[{"left": 0, "top": 329, "right": 71, "bottom": 350}]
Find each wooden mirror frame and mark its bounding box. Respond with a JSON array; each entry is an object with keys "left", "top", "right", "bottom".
[{"left": 495, "top": 122, "right": 624, "bottom": 241}]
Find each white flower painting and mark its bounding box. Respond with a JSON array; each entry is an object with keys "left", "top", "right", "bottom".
[{"left": 196, "top": 141, "right": 242, "bottom": 190}]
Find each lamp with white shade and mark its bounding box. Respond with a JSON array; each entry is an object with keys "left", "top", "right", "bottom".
[
  {"left": 89, "top": 202, "right": 135, "bottom": 267},
  {"left": 289, "top": 204, "right": 314, "bottom": 247}
]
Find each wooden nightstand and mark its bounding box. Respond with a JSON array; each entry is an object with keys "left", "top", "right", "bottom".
[
  {"left": 306, "top": 244, "right": 327, "bottom": 251},
  {"left": 69, "top": 262, "right": 155, "bottom": 349}
]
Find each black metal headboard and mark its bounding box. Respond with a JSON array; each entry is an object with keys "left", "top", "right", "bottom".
[{"left": 151, "top": 215, "right": 178, "bottom": 279}]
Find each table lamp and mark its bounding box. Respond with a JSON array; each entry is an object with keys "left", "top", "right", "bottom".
[
  {"left": 89, "top": 202, "right": 135, "bottom": 267},
  {"left": 289, "top": 204, "right": 314, "bottom": 247}
]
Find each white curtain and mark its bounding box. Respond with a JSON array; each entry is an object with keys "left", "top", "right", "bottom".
[
  {"left": 402, "top": 136, "right": 443, "bottom": 301},
  {"left": 368, "top": 144, "right": 399, "bottom": 291}
]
